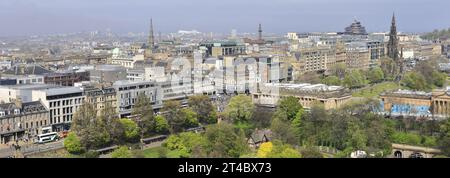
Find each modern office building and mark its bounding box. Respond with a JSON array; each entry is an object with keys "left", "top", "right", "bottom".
[{"left": 32, "top": 87, "right": 85, "bottom": 131}]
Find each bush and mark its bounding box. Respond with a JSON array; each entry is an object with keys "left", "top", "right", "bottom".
[
  {"left": 391, "top": 132, "right": 421, "bottom": 146},
  {"left": 64, "top": 133, "right": 83, "bottom": 154},
  {"left": 111, "top": 146, "right": 133, "bottom": 158},
  {"left": 154, "top": 115, "right": 169, "bottom": 134},
  {"left": 119, "top": 119, "right": 140, "bottom": 142}
]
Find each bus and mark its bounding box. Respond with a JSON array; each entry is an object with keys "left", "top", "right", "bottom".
[{"left": 35, "top": 132, "right": 59, "bottom": 144}]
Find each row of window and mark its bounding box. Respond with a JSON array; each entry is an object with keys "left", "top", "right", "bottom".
[
  {"left": 0, "top": 115, "right": 48, "bottom": 132},
  {"left": 49, "top": 98, "right": 83, "bottom": 107}
]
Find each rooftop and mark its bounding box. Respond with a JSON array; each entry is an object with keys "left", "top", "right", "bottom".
[
  {"left": 39, "top": 87, "right": 83, "bottom": 96},
  {"left": 263, "top": 83, "right": 351, "bottom": 98},
  {"left": 380, "top": 89, "right": 432, "bottom": 99}
]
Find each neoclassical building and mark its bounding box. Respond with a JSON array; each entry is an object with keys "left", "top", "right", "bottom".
[
  {"left": 380, "top": 89, "right": 450, "bottom": 119},
  {"left": 252, "top": 83, "right": 352, "bottom": 110}
]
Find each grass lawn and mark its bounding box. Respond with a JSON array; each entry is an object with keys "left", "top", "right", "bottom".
[
  {"left": 352, "top": 82, "right": 402, "bottom": 98},
  {"left": 143, "top": 146, "right": 183, "bottom": 158}
]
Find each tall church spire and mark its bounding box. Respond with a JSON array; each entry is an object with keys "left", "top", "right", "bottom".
[
  {"left": 148, "top": 18, "right": 155, "bottom": 50},
  {"left": 258, "top": 23, "right": 262, "bottom": 41},
  {"left": 387, "top": 12, "right": 398, "bottom": 61}
]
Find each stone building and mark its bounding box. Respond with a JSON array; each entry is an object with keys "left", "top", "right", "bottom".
[
  {"left": 252, "top": 83, "right": 352, "bottom": 110},
  {"left": 0, "top": 100, "right": 49, "bottom": 144},
  {"left": 82, "top": 84, "right": 118, "bottom": 117},
  {"left": 380, "top": 89, "right": 450, "bottom": 119},
  {"left": 380, "top": 90, "right": 432, "bottom": 118}
]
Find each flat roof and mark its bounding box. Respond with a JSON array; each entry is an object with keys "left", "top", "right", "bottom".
[
  {"left": 0, "top": 84, "right": 60, "bottom": 90},
  {"left": 264, "top": 83, "right": 345, "bottom": 92},
  {"left": 40, "top": 87, "right": 83, "bottom": 96}
]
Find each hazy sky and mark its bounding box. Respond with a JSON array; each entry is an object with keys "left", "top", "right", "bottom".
[{"left": 0, "top": 0, "right": 449, "bottom": 36}]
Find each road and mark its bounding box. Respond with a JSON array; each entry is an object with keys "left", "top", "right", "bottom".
[{"left": 0, "top": 140, "right": 64, "bottom": 158}]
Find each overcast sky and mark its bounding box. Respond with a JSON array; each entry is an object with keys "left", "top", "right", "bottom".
[{"left": 0, "top": 0, "right": 449, "bottom": 36}]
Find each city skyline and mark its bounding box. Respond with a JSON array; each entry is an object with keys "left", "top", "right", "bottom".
[{"left": 0, "top": 0, "right": 449, "bottom": 36}]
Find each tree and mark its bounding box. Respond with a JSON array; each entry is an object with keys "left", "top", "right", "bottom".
[
  {"left": 64, "top": 132, "right": 83, "bottom": 154},
  {"left": 329, "top": 63, "right": 347, "bottom": 79},
  {"left": 154, "top": 115, "right": 169, "bottom": 134},
  {"left": 164, "top": 132, "right": 208, "bottom": 158},
  {"left": 132, "top": 93, "right": 154, "bottom": 136},
  {"left": 270, "top": 117, "right": 299, "bottom": 145},
  {"left": 343, "top": 70, "right": 366, "bottom": 89},
  {"left": 364, "top": 114, "right": 393, "bottom": 154},
  {"left": 111, "top": 146, "right": 133, "bottom": 158},
  {"left": 380, "top": 57, "right": 397, "bottom": 80},
  {"left": 296, "top": 71, "right": 322, "bottom": 84},
  {"left": 224, "top": 95, "right": 254, "bottom": 123},
  {"left": 188, "top": 95, "right": 217, "bottom": 124},
  {"left": 100, "top": 102, "right": 124, "bottom": 144},
  {"left": 401, "top": 72, "right": 428, "bottom": 91},
  {"left": 256, "top": 142, "right": 273, "bottom": 158},
  {"left": 273, "top": 96, "right": 303, "bottom": 121},
  {"left": 180, "top": 108, "right": 199, "bottom": 129},
  {"left": 119, "top": 119, "right": 140, "bottom": 142},
  {"left": 438, "top": 119, "right": 450, "bottom": 156},
  {"left": 71, "top": 103, "right": 111, "bottom": 150},
  {"left": 322, "top": 76, "right": 341, "bottom": 86},
  {"left": 432, "top": 71, "right": 446, "bottom": 87},
  {"left": 204, "top": 123, "right": 250, "bottom": 158},
  {"left": 267, "top": 141, "right": 302, "bottom": 158},
  {"left": 301, "top": 147, "right": 324, "bottom": 158},
  {"left": 345, "top": 122, "right": 368, "bottom": 150},
  {"left": 257, "top": 141, "right": 301, "bottom": 158},
  {"left": 162, "top": 100, "right": 184, "bottom": 133},
  {"left": 367, "top": 67, "right": 384, "bottom": 84}
]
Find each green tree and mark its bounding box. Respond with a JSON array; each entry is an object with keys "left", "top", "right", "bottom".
[
  {"left": 438, "top": 119, "right": 450, "bottom": 156},
  {"left": 164, "top": 132, "right": 208, "bottom": 158},
  {"left": 432, "top": 71, "right": 446, "bottom": 87},
  {"left": 273, "top": 96, "right": 303, "bottom": 121},
  {"left": 322, "top": 76, "right": 341, "bottom": 86},
  {"left": 380, "top": 57, "right": 397, "bottom": 80},
  {"left": 154, "top": 115, "right": 169, "bottom": 134},
  {"left": 132, "top": 93, "right": 155, "bottom": 136},
  {"left": 119, "top": 119, "right": 140, "bottom": 142},
  {"left": 188, "top": 95, "right": 217, "bottom": 124},
  {"left": 100, "top": 102, "right": 124, "bottom": 145},
  {"left": 204, "top": 123, "right": 250, "bottom": 158},
  {"left": 162, "top": 100, "right": 184, "bottom": 133},
  {"left": 111, "top": 146, "right": 133, "bottom": 158},
  {"left": 345, "top": 122, "right": 368, "bottom": 150},
  {"left": 266, "top": 140, "right": 302, "bottom": 158},
  {"left": 401, "top": 72, "right": 428, "bottom": 91},
  {"left": 270, "top": 117, "right": 299, "bottom": 146},
  {"left": 224, "top": 95, "right": 255, "bottom": 123},
  {"left": 180, "top": 108, "right": 199, "bottom": 128},
  {"left": 367, "top": 67, "right": 384, "bottom": 84},
  {"left": 301, "top": 147, "right": 324, "bottom": 158},
  {"left": 343, "top": 70, "right": 366, "bottom": 89},
  {"left": 64, "top": 132, "right": 83, "bottom": 154},
  {"left": 71, "top": 103, "right": 111, "bottom": 150}
]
